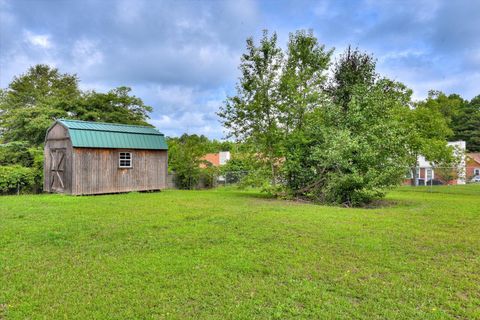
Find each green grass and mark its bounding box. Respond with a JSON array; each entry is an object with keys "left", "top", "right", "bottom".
[{"left": 1, "top": 185, "right": 479, "bottom": 319}]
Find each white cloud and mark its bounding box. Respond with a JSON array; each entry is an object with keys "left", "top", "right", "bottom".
[
  {"left": 150, "top": 111, "right": 221, "bottom": 137},
  {"left": 24, "top": 30, "right": 52, "bottom": 49},
  {"left": 72, "top": 38, "right": 103, "bottom": 69}
]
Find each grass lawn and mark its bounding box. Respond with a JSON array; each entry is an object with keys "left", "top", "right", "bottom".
[{"left": 1, "top": 185, "right": 479, "bottom": 319}]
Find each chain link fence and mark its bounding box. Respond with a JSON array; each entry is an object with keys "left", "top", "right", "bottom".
[
  {"left": 219, "top": 166, "right": 480, "bottom": 187},
  {"left": 168, "top": 166, "right": 480, "bottom": 190}
]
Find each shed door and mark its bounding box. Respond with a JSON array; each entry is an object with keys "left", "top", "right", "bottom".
[{"left": 50, "top": 148, "right": 66, "bottom": 192}]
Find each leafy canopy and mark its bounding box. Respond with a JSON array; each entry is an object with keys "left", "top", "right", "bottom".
[
  {"left": 219, "top": 30, "right": 457, "bottom": 206},
  {"left": 0, "top": 64, "right": 153, "bottom": 146}
]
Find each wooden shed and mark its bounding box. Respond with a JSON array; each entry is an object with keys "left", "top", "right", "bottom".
[{"left": 44, "top": 119, "right": 168, "bottom": 195}]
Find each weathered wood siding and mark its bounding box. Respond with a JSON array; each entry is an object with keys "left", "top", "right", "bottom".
[
  {"left": 44, "top": 123, "right": 74, "bottom": 194},
  {"left": 72, "top": 148, "right": 167, "bottom": 195}
]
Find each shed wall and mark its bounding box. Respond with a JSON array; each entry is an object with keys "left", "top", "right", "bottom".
[{"left": 72, "top": 148, "right": 167, "bottom": 195}]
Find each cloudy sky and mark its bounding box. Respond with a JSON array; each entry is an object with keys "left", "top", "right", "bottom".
[{"left": 1, "top": 0, "right": 479, "bottom": 138}]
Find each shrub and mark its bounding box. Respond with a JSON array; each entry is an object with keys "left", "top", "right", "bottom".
[
  {"left": 200, "top": 166, "right": 219, "bottom": 189},
  {"left": 0, "top": 141, "right": 34, "bottom": 167},
  {"left": 0, "top": 165, "right": 36, "bottom": 194}
]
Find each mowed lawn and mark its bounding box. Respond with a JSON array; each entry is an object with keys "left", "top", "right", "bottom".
[{"left": 1, "top": 186, "right": 479, "bottom": 319}]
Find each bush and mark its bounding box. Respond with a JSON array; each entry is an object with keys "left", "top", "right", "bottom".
[
  {"left": 0, "top": 141, "right": 34, "bottom": 167},
  {"left": 0, "top": 165, "right": 36, "bottom": 194},
  {"left": 199, "top": 166, "right": 218, "bottom": 189},
  {"left": 0, "top": 143, "right": 44, "bottom": 193}
]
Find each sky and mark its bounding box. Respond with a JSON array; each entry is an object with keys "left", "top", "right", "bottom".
[{"left": 1, "top": 0, "right": 479, "bottom": 139}]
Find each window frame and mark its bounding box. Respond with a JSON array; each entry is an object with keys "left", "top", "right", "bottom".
[
  {"left": 119, "top": 152, "right": 133, "bottom": 169},
  {"left": 426, "top": 168, "right": 434, "bottom": 180},
  {"left": 474, "top": 168, "right": 480, "bottom": 176}
]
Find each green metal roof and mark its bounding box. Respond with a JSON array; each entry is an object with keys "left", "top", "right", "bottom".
[{"left": 56, "top": 119, "right": 168, "bottom": 150}]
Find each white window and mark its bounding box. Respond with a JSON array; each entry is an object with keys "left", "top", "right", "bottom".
[
  {"left": 119, "top": 152, "right": 132, "bottom": 168},
  {"left": 474, "top": 168, "right": 480, "bottom": 176},
  {"left": 426, "top": 168, "right": 433, "bottom": 180}
]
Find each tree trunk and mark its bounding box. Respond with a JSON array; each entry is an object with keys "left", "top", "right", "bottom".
[
  {"left": 411, "top": 166, "right": 418, "bottom": 186},
  {"left": 270, "top": 160, "right": 276, "bottom": 187}
]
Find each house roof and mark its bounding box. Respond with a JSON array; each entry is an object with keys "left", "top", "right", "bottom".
[
  {"left": 55, "top": 119, "right": 168, "bottom": 150},
  {"left": 201, "top": 153, "right": 221, "bottom": 166},
  {"left": 467, "top": 152, "right": 480, "bottom": 164}
]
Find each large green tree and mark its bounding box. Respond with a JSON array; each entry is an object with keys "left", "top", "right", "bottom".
[
  {"left": 0, "top": 65, "right": 81, "bottom": 145},
  {"left": 0, "top": 65, "right": 153, "bottom": 146},
  {"left": 279, "top": 30, "right": 332, "bottom": 191},
  {"left": 452, "top": 95, "right": 480, "bottom": 152},
  {"left": 76, "top": 87, "right": 152, "bottom": 126},
  {"left": 220, "top": 32, "right": 423, "bottom": 205},
  {"left": 329, "top": 46, "right": 376, "bottom": 111},
  {"left": 292, "top": 48, "right": 414, "bottom": 205},
  {"left": 218, "top": 30, "right": 284, "bottom": 185}
]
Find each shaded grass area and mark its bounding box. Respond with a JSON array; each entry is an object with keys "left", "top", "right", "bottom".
[{"left": 1, "top": 185, "right": 479, "bottom": 319}]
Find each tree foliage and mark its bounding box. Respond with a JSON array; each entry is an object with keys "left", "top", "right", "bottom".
[
  {"left": 76, "top": 87, "right": 152, "bottom": 125},
  {"left": 218, "top": 30, "right": 284, "bottom": 185},
  {"left": 452, "top": 95, "right": 480, "bottom": 152},
  {"left": 0, "top": 65, "right": 153, "bottom": 146},
  {"left": 220, "top": 30, "right": 459, "bottom": 206},
  {"left": 0, "top": 65, "right": 80, "bottom": 145},
  {"left": 166, "top": 134, "right": 229, "bottom": 189},
  {"left": 0, "top": 165, "right": 36, "bottom": 194},
  {"left": 279, "top": 30, "right": 332, "bottom": 192}
]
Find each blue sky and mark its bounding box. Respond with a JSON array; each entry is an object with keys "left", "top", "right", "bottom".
[{"left": 1, "top": 0, "right": 479, "bottom": 138}]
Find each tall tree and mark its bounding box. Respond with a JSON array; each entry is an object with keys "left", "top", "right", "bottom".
[
  {"left": 422, "top": 91, "right": 465, "bottom": 125},
  {"left": 329, "top": 46, "right": 376, "bottom": 111},
  {"left": 452, "top": 95, "right": 480, "bottom": 152},
  {"left": 0, "top": 65, "right": 81, "bottom": 145},
  {"left": 278, "top": 30, "right": 332, "bottom": 191},
  {"left": 77, "top": 87, "right": 152, "bottom": 126},
  {"left": 0, "top": 65, "right": 153, "bottom": 146},
  {"left": 294, "top": 55, "right": 414, "bottom": 205},
  {"left": 279, "top": 30, "right": 332, "bottom": 131},
  {"left": 218, "top": 30, "right": 284, "bottom": 185}
]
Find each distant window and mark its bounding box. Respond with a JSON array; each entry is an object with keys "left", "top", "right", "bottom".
[
  {"left": 426, "top": 168, "right": 433, "bottom": 180},
  {"left": 119, "top": 152, "right": 132, "bottom": 168},
  {"left": 475, "top": 168, "right": 480, "bottom": 176}
]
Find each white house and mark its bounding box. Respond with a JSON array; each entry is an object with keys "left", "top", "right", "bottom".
[{"left": 407, "top": 141, "right": 466, "bottom": 185}]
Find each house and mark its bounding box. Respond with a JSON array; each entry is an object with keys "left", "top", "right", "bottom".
[
  {"left": 200, "top": 151, "right": 231, "bottom": 167},
  {"left": 44, "top": 119, "right": 168, "bottom": 195},
  {"left": 405, "top": 141, "right": 467, "bottom": 185},
  {"left": 200, "top": 151, "right": 231, "bottom": 183},
  {"left": 466, "top": 152, "right": 480, "bottom": 182}
]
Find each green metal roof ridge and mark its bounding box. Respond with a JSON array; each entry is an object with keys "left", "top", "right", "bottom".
[
  {"left": 58, "top": 119, "right": 157, "bottom": 129},
  {"left": 57, "top": 119, "right": 164, "bottom": 136},
  {"left": 66, "top": 127, "right": 165, "bottom": 136}
]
